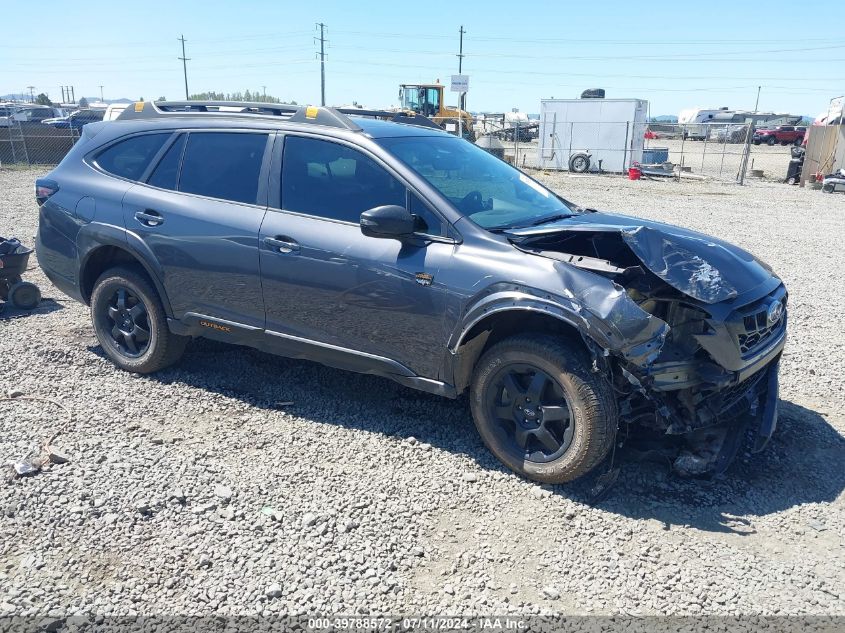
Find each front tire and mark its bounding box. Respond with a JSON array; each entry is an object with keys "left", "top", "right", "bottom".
[
  {"left": 470, "top": 334, "right": 616, "bottom": 483},
  {"left": 90, "top": 267, "right": 187, "bottom": 373}
]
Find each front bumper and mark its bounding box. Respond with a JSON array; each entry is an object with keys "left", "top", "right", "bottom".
[{"left": 753, "top": 360, "right": 779, "bottom": 452}]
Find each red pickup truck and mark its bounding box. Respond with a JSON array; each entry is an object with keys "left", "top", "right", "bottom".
[{"left": 752, "top": 125, "right": 806, "bottom": 146}]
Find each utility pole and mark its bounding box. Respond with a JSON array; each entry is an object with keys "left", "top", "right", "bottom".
[
  {"left": 261, "top": 85, "right": 266, "bottom": 101},
  {"left": 27, "top": 86, "right": 35, "bottom": 103},
  {"left": 753, "top": 85, "right": 761, "bottom": 113},
  {"left": 99, "top": 85, "right": 104, "bottom": 102},
  {"left": 457, "top": 25, "right": 466, "bottom": 111},
  {"left": 316, "top": 23, "right": 327, "bottom": 106},
  {"left": 60, "top": 86, "right": 65, "bottom": 103},
  {"left": 70, "top": 86, "right": 75, "bottom": 103},
  {"left": 178, "top": 35, "right": 190, "bottom": 100}
]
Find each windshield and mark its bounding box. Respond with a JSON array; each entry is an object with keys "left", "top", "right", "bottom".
[{"left": 379, "top": 136, "right": 577, "bottom": 230}]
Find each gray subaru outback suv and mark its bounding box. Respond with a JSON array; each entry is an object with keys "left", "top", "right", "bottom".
[{"left": 35, "top": 101, "right": 786, "bottom": 483}]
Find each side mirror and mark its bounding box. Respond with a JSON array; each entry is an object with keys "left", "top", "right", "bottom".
[{"left": 360, "top": 205, "right": 415, "bottom": 239}]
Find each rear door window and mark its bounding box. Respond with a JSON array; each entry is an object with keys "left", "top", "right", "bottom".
[
  {"left": 95, "top": 133, "right": 171, "bottom": 181},
  {"left": 178, "top": 132, "right": 269, "bottom": 204}
]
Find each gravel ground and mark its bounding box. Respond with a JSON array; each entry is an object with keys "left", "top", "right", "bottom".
[{"left": 1, "top": 166, "right": 844, "bottom": 620}]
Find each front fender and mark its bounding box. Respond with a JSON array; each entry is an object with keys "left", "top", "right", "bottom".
[
  {"left": 449, "top": 279, "right": 668, "bottom": 368},
  {"left": 77, "top": 222, "right": 174, "bottom": 317},
  {"left": 449, "top": 287, "right": 586, "bottom": 350}
]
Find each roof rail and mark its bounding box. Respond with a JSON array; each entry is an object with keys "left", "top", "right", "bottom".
[{"left": 117, "top": 100, "right": 443, "bottom": 132}]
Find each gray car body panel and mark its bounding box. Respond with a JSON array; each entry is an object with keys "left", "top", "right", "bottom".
[{"left": 35, "top": 111, "right": 786, "bottom": 423}]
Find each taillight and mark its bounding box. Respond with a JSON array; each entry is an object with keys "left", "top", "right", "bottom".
[{"left": 35, "top": 179, "right": 59, "bottom": 206}]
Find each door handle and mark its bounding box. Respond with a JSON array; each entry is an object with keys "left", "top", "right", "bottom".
[
  {"left": 264, "top": 236, "right": 300, "bottom": 254},
  {"left": 134, "top": 210, "right": 164, "bottom": 227}
]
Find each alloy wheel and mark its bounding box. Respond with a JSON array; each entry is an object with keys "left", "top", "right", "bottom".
[
  {"left": 485, "top": 363, "right": 575, "bottom": 463},
  {"left": 105, "top": 287, "right": 151, "bottom": 357}
]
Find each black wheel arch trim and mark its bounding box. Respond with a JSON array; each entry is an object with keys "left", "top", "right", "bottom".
[
  {"left": 77, "top": 223, "right": 175, "bottom": 318},
  {"left": 441, "top": 284, "right": 670, "bottom": 393},
  {"left": 448, "top": 286, "right": 666, "bottom": 363}
]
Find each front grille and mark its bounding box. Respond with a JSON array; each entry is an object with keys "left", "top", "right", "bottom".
[
  {"left": 700, "top": 367, "right": 768, "bottom": 422},
  {"left": 734, "top": 294, "right": 787, "bottom": 356},
  {"left": 719, "top": 369, "right": 765, "bottom": 413}
]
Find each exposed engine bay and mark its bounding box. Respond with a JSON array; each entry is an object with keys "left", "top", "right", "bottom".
[{"left": 508, "top": 220, "right": 787, "bottom": 477}]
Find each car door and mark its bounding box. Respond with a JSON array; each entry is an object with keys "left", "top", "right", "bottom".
[
  {"left": 122, "top": 130, "right": 272, "bottom": 328},
  {"left": 259, "top": 133, "right": 455, "bottom": 379}
]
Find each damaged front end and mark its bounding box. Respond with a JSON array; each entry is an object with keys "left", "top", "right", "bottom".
[{"left": 509, "top": 215, "right": 787, "bottom": 476}]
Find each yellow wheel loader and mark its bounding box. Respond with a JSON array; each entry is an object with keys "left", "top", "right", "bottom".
[{"left": 398, "top": 82, "right": 475, "bottom": 140}]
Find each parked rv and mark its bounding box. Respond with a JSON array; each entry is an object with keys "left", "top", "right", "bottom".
[{"left": 677, "top": 108, "right": 729, "bottom": 140}]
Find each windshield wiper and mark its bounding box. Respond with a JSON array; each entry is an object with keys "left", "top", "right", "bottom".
[{"left": 518, "top": 213, "right": 575, "bottom": 229}]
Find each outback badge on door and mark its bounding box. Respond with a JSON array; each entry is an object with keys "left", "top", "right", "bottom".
[{"left": 415, "top": 272, "right": 433, "bottom": 287}]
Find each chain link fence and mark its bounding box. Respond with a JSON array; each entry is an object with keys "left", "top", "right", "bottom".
[
  {"left": 644, "top": 123, "right": 756, "bottom": 181},
  {"left": 0, "top": 121, "right": 81, "bottom": 169},
  {"left": 481, "top": 121, "right": 795, "bottom": 183}
]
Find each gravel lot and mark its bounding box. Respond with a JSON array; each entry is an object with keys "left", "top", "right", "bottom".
[{"left": 1, "top": 166, "right": 844, "bottom": 620}]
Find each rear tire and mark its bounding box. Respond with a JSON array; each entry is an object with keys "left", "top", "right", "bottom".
[
  {"left": 470, "top": 334, "right": 617, "bottom": 483},
  {"left": 822, "top": 183, "right": 835, "bottom": 193},
  {"left": 90, "top": 266, "right": 187, "bottom": 373},
  {"left": 767, "top": 137, "right": 776, "bottom": 146}
]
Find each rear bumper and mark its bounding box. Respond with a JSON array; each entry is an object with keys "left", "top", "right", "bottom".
[{"left": 35, "top": 228, "right": 84, "bottom": 304}]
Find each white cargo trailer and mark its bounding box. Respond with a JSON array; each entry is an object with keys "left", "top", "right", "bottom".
[{"left": 538, "top": 98, "right": 648, "bottom": 173}]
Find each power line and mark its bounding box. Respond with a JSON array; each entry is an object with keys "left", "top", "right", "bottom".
[
  {"left": 329, "top": 28, "right": 844, "bottom": 45},
  {"left": 10, "top": 37, "right": 845, "bottom": 68},
  {"left": 8, "top": 44, "right": 314, "bottom": 66},
  {"left": 0, "top": 30, "right": 313, "bottom": 49},
  {"left": 318, "top": 60, "right": 838, "bottom": 92},
  {"left": 178, "top": 34, "right": 190, "bottom": 100},
  {"left": 328, "top": 43, "right": 845, "bottom": 62}
]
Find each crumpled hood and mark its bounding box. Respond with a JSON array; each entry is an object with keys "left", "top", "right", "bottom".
[{"left": 507, "top": 212, "right": 775, "bottom": 304}]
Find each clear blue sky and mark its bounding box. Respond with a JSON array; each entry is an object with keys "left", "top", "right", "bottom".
[{"left": 3, "top": 0, "right": 843, "bottom": 117}]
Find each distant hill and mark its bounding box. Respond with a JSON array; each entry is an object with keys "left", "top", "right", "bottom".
[
  {"left": 1, "top": 93, "right": 32, "bottom": 102},
  {"left": 650, "top": 115, "right": 678, "bottom": 123},
  {"left": 83, "top": 97, "right": 134, "bottom": 104},
  {"left": 1, "top": 94, "right": 134, "bottom": 105}
]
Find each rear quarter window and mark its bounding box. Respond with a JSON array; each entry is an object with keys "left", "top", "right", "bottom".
[
  {"left": 94, "top": 133, "right": 171, "bottom": 181},
  {"left": 147, "top": 134, "right": 186, "bottom": 191}
]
